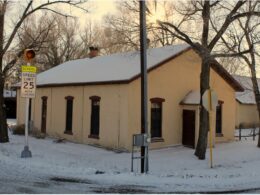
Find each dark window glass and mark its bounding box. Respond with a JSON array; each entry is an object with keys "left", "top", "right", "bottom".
[
  {"left": 90, "top": 100, "right": 100, "bottom": 136},
  {"left": 151, "top": 102, "right": 162, "bottom": 138},
  {"left": 65, "top": 98, "right": 73, "bottom": 132},
  {"left": 216, "top": 103, "right": 222, "bottom": 134},
  {"left": 41, "top": 97, "right": 47, "bottom": 134}
]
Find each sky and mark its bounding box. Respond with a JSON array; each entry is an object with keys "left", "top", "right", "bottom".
[
  {"left": 59, "top": 0, "right": 167, "bottom": 26},
  {"left": 67, "top": 0, "right": 118, "bottom": 25},
  {"left": 88, "top": 0, "right": 118, "bottom": 21}
]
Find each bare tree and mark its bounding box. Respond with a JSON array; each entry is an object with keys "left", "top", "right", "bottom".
[
  {"left": 102, "top": 0, "right": 178, "bottom": 53},
  {"left": 222, "top": 1, "right": 260, "bottom": 147},
  {"left": 158, "top": 0, "right": 260, "bottom": 159},
  {"left": 0, "top": 0, "right": 88, "bottom": 143},
  {"left": 80, "top": 20, "right": 105, "bottom": 55},
  {"left": 36, "top": 15, "right": 88, "bottom": 69}
]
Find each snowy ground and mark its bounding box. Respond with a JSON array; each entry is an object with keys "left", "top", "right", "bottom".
[{"left": 1, "top": 121, "right": 260, "bottom": 193}]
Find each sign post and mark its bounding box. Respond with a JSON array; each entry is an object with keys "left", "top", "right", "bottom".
[
  {"left": 21, "top": 49, "right": 36, "bottom": 158},
  {"left": 202, "top": 89, "right": 218, "bottom": 168}
]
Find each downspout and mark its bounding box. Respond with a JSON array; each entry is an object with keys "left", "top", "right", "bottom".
[
  {"left": 81, "top": 86, "right": 85, "bottom": 142},
  {"left": 117, "top": 86, "right": 121, "bottom": 149}
]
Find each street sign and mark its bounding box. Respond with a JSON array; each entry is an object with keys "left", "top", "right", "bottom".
[
  {"left": 202, "top": 89, "right": 218, "bottom": 111},
  {"left": 21, "top": 65, "right": 37, "bottom": 98}
]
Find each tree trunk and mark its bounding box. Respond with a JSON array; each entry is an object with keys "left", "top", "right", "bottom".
[
  {"left": 0, "top": 1, "right": 8, "bottom": 143},
  {"left": 249, "top": 67, "right": 260, "bottom": 147},
  {"left": 0, "top": 75, "right": 8, "bottom": 143},
  {"left": 195, "top": 57, "right": 211, "bottom": 159}
]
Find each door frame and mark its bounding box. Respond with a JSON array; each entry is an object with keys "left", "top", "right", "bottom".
[
  {"left": 41, "top": 96, "right": 48, "bottom": 134},
  {"left": 182, "top": 109, "right": 196, "bottom": 148}
]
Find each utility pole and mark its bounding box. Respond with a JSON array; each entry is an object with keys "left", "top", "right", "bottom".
[{"left": 139, "top": 0, "right": 149, "bottom": 174}]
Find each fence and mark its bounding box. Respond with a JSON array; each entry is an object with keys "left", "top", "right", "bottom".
[{"left": 235, "top": 123, "right": 259, "bottom": 141}]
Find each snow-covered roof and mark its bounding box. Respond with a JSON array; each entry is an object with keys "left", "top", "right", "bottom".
[
  {"left": 36, "top": 44, "right": 190, "bottom": 86},
  {"left": 233, "top": 75, "right": 260, "bottom": 104},
  {"left": 12, "top": 44, "right": 242, "bottom": 92},
  {"left": 180, "top": 90, "right": 200, "bottom": 105}
]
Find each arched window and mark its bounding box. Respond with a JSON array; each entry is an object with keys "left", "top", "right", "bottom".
[
  {"left": 89, "top": 96, "right": 101, "bottom": 139},
  {"left": 216, "top": 100, "right": 224, "bottom": 135},
  {"left": 150, "top": 98, "right": 165, "bottom": 139},
  {"left": 64, "top": 96, "right": 74, "bottom": 134},
  {"left": 41, "top": 96, "right": 48, "bottom": 134}
]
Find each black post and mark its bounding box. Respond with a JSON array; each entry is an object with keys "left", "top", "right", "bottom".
[
  {"left": 239, "top": 125, "right": 242, "bottom": 141},
  {"left": 253, "top": 127, "right": 256, "bottom": 141},
  {"left": 139, "top": 0, "right": 148, "bottom": 174}
]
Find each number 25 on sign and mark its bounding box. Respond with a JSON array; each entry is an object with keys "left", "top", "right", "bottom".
[{"left": 21, "top": 66, "right": 37, "bottom": 98}]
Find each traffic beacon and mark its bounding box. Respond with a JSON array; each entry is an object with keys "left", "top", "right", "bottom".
[
  {"left": 21, "top": 49, "right": 36, "bottom": 158},
  {"left": 24, "top": 49, "right": 35, "bottom": 62}
]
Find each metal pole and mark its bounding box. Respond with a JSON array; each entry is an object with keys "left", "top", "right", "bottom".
[
  {"left": 139, "top": 0, "right": 148, "bottom": 174},
  {"left": 21, "top": 62, "right": 32, "bottom": 158},
  {"left": 208, "top": 89, "right": 213, "bottom": 168}
]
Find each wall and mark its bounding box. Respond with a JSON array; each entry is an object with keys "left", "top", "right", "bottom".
[
  {"left": 17, "top": 84, "right": 129, "bottom": 150},
  {"left": 127, "top": 50, "right": 237, "bottom": 149},
  {"left": 236, "top": 102, "right": 258, "bottom": 128},
  {"left": 210, "top": 68, "right": 237, "bottom": 143},
  {"left": 16, "top": 90, "right": 26, "bottom": 125}
]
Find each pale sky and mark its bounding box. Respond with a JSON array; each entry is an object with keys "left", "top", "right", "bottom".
[
  {"left": 68, "top": 0, "right": 118, "bottom": 25},
  {"left": 88, "top": 0, "right": 118, "bottom": 21}
]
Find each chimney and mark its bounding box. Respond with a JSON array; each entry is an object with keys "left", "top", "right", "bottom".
[{"left": 89, "top": 46, "right": 99, "bottom": 58}]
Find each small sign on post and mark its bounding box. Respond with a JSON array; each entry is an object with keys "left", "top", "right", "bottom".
[
  {"left": 21, "top": 66, "right": 37, "bottom": 98},
  {"left": 202, "top": 89, "right": 218, "bottom": 111}
]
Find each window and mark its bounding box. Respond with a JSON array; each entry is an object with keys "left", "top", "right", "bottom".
[
  {"left": 215, "top": 101, "right": 223, "bottom": 135},
  {"left": 89, "top": 96, "right": 101, "bottom": 139},
  {"left": 65, "top": 96, "right": 74, "bottom": 134},
  {"left": 41, "top": 96, "right": 48, "bottom": 134},
  {"left": 150, "top": 98, "right": 165, "bottom": 139}
]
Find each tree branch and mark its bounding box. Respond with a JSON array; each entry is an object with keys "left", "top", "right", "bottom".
[
  {"left": 208, "top": 0, "right": 246, "bottom": 50},
  {"left": 212, "top": 48, "right": 252, "bottom": 58}
]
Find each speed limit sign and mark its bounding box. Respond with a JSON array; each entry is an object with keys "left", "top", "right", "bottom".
[{"left": 21, "top": 66, "right": 37, "bottom": 98}]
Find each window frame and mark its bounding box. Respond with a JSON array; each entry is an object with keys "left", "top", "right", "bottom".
[
  {"left": 150, "top": 97, "right": 165, "bottom": 142},
  {"left": 41, "top": 96, "right": 48, "bottom": 134},
  {"left": 88, "top": 96, "right": 101, "bottom": 139},
  {"left": 64, "top": 96, "right": 74, "bottom": 135},
  {"left": 215, "top": 100, "right": 224, "bottom": 136}
]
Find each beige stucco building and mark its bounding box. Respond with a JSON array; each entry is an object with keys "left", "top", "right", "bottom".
[
  {"left": 16, "top": 44, "right": 244, "bottom": 151},
  {"left": 234, "top": 75, "right": 259, "bottom": 128}
]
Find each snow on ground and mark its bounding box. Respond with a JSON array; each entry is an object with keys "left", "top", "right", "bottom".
[
  {"left": 235, "top": 128, "right": 259, "bottom": 138},
  {"left": 0, "top": 121, "right": 260, "bottom": 193}
]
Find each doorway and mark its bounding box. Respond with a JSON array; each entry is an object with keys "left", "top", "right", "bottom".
[
  {"left": 182, "top": 109, "right": 196, "bottom": 148},
  {"left": 215, "top": 102, "right": 222, "bottom": 134}
]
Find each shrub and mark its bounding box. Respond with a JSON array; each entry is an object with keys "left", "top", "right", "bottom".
[
  {"left": 31, "top": 129, "right": 46, "bottom": 139},
  {"left": 12, "top": 124, "right": 25, "bottom": 135}
]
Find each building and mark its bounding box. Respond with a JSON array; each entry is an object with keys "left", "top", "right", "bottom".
[
  {"left": 16, "top": 44, "right": 244, "bottom": 150},
  {"left": 233, "top": 75, "right": 259, "bottom": 128},
  {"left": 4, "top": 89, "right": 16, "bottom": 119}
]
